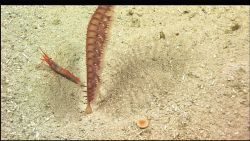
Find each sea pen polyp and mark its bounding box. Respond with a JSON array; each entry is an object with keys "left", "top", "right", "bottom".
[{"left": 85, "top": 5, "right": 114, "bottom": 114}]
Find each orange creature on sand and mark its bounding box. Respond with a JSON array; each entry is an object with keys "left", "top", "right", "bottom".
[{"left": 39, "top": 47, "right": 82, "bottom": 85}]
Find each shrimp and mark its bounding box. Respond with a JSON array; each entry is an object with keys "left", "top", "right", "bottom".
[{"left": 38, "top": 47, "right": 84, "bottom": 86}]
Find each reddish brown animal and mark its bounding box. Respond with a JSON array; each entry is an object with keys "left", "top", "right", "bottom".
[
  {"left": 85, "top": 5, "right": 114, "bottom": 114},
  {"left": 39, "top": 47, "right": 82, "bottom": 85}
]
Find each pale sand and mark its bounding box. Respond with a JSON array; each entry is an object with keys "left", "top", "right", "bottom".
[{"left": 1, "top": 6, "right": 249, "bottom": 140}]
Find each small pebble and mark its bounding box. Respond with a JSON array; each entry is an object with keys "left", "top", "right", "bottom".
[
  {"left": 160, "top": 31, "right": 165, "bottom": 39},
  {"left": 231, "top": 23, "right": 240, "bottom": 31}
]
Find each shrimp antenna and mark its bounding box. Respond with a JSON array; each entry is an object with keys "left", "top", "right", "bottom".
[{"left": 38, "top": 47, "right": 47, "bottom": 56}]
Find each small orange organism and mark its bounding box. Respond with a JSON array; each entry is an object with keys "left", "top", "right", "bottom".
[{"left": 136, "top": 118, "right": 149, "bottom": 129}]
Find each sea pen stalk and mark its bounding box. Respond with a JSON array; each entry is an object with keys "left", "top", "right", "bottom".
[{"left": 85, "top": 5, "right": 114, "bottom": 114}]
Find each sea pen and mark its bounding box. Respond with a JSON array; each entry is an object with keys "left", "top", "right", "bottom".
[{"left": 85, "top": 5, "right": 114, "bottom": 114}]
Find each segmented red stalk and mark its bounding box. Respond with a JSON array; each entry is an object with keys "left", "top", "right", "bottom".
[{"left": 85, "top": 5, "right": 114, "bottom": 114}]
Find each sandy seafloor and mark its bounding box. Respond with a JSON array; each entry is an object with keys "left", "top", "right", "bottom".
[{"left": 1, "top": 6, "right": 249, "bottom": 140}]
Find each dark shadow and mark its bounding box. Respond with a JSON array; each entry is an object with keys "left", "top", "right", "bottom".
[{"left": 96, "top": 42, "right": 192, "bottom": 118}]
